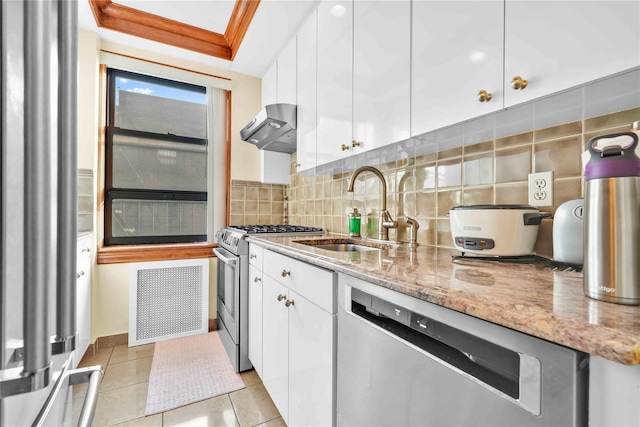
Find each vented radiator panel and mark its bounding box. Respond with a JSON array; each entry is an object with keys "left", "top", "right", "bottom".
[{"left": 129, "top": 258, "right": 209, "bottom": 346}]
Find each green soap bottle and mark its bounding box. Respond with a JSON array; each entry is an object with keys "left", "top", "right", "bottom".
[{"left": 348, "top": 208, "right": 361, "bottom": 237}]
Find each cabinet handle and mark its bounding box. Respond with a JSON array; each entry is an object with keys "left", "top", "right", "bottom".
[
  {"left": 277, "top": 294, "right": 286, "bottom": 301},
  {"left": 295, "top": 162, "right": 301, "bottom": 168},
  {"left": 76, "top": 271, "right": 85, "bottom": 279},
  {"left": 249, "top": 253, "right": 257, "bottom": 259},
  {"left": 477, "top": 90, "right": 492, "bottom": 103},
  {"left": 281, "top": 269, "right": 290, "bottom": 277},
  {"left": 253, "top": 277, "right": 261, "bottom": 283},
  {"left": 341, "top": 144, "right": 350, "bottom": 151},
  {"left": 511, "top": 76, "right": 528, "bottom": 90},
  {"left": 81, "top": 247, "right": 90, "bottom": 254},
  {"left": 351, "top": 140, "right": 361, "bottom": 148},
  {"left": 285, "top": 299, "right": 295, "bottom": 307}
]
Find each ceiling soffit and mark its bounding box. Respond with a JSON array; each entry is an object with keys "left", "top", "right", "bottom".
[{"left": 88, "top": 0, "right": 260, "bottom": 61}]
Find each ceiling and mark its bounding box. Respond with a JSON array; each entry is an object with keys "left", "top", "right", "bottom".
[{"left": 78, "top": 0, "right": 320, "bottom": 78}]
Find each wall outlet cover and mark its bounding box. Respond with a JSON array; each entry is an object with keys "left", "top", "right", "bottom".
[{"left": 528, "top": 171, "right": 554, "bottom": 207}]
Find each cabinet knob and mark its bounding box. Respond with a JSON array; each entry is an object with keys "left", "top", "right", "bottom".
[
  {"left": 277, "top": 294, "right": 286, "bottom": 301},
  {"left": 511, "top": 76, "right": 528, "bottom": 90},
  {"left": 341, "top": 144, "right": 350, "bottom": 151},
  {"left": 477, "top": 90, "right": 492, "bottom": 103},
  {"left": 76, "top": 271, "right": 85, "bottom": 279},
  {"left": 249, "top": 253, "right": 257, "bottom": 259},
  {"left": 281, "top": 269, "right": 290, "bottom": 277},
  {"left": 285, "top": 299, "right": 295, "bottom": 307},
  {"left": 351, "top": 140, "right": 361, "bottom": 148},
  {"left": 253, "top": 277, "right": 261, "bottom": 283}
]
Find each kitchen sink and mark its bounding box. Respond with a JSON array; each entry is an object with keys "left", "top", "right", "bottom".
[
  {"left": 313, "top": 243, "right": 380, "bottom": 252},
  {"left": 293, "top": 238, "right": 391, "bottom": 252}
]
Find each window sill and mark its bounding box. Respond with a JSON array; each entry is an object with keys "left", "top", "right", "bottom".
[{"left": 97, "top": 242, "right": 216, "bottom": 264}]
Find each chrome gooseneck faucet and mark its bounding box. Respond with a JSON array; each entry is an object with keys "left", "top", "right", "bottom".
[{"left": 347, "top": 166, "right": 397, "bottom": 241}]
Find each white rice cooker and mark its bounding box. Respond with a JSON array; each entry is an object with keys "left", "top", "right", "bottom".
[{"left": 448, "top": 204, "right": 551, "bottom": 256}]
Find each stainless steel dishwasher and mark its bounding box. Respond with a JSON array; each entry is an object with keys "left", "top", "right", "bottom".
[{"left": 337, "top": 274, "right": 589, "bottom": 426}]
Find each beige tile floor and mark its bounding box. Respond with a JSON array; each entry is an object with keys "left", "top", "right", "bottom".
[{"left": 73, "top": 343, "right": 284, "bottom": 427}]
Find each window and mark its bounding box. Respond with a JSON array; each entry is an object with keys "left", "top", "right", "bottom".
[{"left": 105, "top": 68, "right": 209, "bottom": 245}]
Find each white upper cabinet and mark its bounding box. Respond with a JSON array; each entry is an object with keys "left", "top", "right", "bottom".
[
  {"left": 262, "top": 62, "right": 277, "bottom": 108},
  {"left": 317, "top": 0, "right": 353, "bottom": 166},
  {"left": 296, "top": 10, "right": 318, "bottom": 173},
  {"left": 353, "top": 0, "right": 411, "bottom": 150},
  {"left": 277, "top": 37, "right": 297, "bottom": 105},
  {"left": 412, "top": 1, "right": 504, "bottom": 137},
  {"left": 504, "top": 0, "right": 640, "bottom": 107},
  {"left": 260, "top": 40, "right": 296, "bottom": 185}
]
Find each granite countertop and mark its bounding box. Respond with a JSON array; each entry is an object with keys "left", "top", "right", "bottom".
[{"left": 247, "top": 233, "right": 640, "bottom": 365}]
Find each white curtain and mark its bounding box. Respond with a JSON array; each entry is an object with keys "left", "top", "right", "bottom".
[{"left": 207, "top": 87, "right": 227, "bottom": 242}]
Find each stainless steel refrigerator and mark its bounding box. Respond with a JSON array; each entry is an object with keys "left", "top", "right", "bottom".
[{"left": 1, "top": 1, "right": 103, "bottom": 425}]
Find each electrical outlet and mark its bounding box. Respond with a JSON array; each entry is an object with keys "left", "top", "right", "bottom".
[{"left": 528, "top": 171, "right": 553, "bottom": 207}]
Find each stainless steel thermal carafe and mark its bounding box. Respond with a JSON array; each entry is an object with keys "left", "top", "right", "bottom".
[{"left": 584, "top": 132, "right": 640, "bottom": 305}]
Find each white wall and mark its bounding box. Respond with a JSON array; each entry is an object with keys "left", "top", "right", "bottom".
[{"left": 78, "top": 31, "right": 263, "bottom": 340}]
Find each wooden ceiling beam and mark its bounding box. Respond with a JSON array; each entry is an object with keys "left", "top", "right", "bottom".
[
  {"left": 225, "top": 0, "right": 261, "bottom": 60},
  {"left": 88, "top": 0, "right": 260, "bottom": 62}
]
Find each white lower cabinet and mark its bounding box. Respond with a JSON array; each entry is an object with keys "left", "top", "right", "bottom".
[
  {"left": 75, "top": 233, "right": 92, "bottom": 367},
  {"left": 248, "top": 263, "right": 263, "bottom": 378},
  {"left": 248, "top": 244, "right": 264, "bottom": 377},
  {"left": 288, "top": 287, "right": 336, "bottom": 426},
  {"left": 259, "top": 248, "right": 337, "bottom": 426},
  {"left": 262, "top": 276, "right": 291, "bottom": 422}
]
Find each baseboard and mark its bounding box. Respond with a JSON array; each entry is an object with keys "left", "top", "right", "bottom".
[
  {"left": 96, "top": 333, "right": 128, "bottom": 349},
  {"left": 93, "top": 322, "right": 216, "bottom": 350}
]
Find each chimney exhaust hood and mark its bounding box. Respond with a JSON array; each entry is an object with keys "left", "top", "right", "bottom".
[{"left": 240, "top": 103, "right": 297, "bottom": 153}]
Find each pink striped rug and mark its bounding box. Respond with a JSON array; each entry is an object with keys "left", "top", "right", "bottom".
[{"left": 145, "top": 332, "right": 245, "bottom": 415}]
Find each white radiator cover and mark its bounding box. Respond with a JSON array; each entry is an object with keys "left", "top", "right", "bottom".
[{"left": 129, "top": 258, "right": 209, "bottom": 346}]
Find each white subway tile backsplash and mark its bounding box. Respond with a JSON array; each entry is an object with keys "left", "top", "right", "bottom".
[
  {"left": 533, "top": 86, "right": 583, "bottom": 130},
  {"left": 495, "top": 102, "right": 534, "bottom": 139},
  {"left": 583, "top": 67, "right": 640, "bottom": 119}
]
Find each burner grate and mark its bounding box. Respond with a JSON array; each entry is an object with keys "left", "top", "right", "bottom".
[{"left": 230, "top": 224, "right": 323, "bottom": 234}]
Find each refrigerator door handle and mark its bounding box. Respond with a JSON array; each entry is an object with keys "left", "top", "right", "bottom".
[
  {"left": 32, "top": 362, "right": 104, "bottom": 427},
  {"left": 22, "top": 0, "right": 53, "bottom": 382},
  {"left": 70, "top": 366, "right": 104, "bottom": 427},
  {"left": 53, "top": 0, "right": 78, "bottom": 353}
]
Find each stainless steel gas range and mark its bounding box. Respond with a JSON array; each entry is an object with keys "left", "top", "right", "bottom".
[{"left": 214, "top": 225, "right": 323, "bottom": 372}]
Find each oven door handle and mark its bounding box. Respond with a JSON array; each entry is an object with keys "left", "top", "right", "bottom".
[{"left": 213, "top": 248, "right": 237, "bottom": 266}]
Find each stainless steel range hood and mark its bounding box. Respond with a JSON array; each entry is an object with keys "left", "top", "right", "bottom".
[{"left": 240, "top": 103, "right": 297, "bottom": 153}]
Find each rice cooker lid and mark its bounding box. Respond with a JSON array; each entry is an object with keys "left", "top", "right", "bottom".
[{"left": 450, "top": 204, "right": 538, "bottom": 211}]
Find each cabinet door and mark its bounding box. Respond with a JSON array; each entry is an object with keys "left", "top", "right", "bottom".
[
  {"left": 504, "top": 0, "right": 640, "bottom": 107},
  {"left": 262, "top": 61, "right": 277, "bottom": 108},
  {"left": 248, "top": 264, "right": 263, "bottom": 378},
  {"left": 262, "top": 276, "right": 290, "bottom": 424},
  {"left": 296, "top": 10, "right": 318, "bottom": 172},
  {"left": 75, "top": 235, "right": 92, "bottom": 368},
  {"left": 412, "top": 1, "right": 504, "bottom": 136},
  {"left": 317, "top": 0, "right": 353, "bottom": 166},
  {"left": 277, "top": 37, "right": 297, "bottom": 105},
  {"left": 353, "top": 0, "right": 410, "bottom": 150},
  {"left": 288, "top": 289, "right": 336, "bottom": 427}
]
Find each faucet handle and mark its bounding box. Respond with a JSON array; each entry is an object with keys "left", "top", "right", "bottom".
[{"left": 404, "top": 216, "right": 419, "bottom": 249}]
